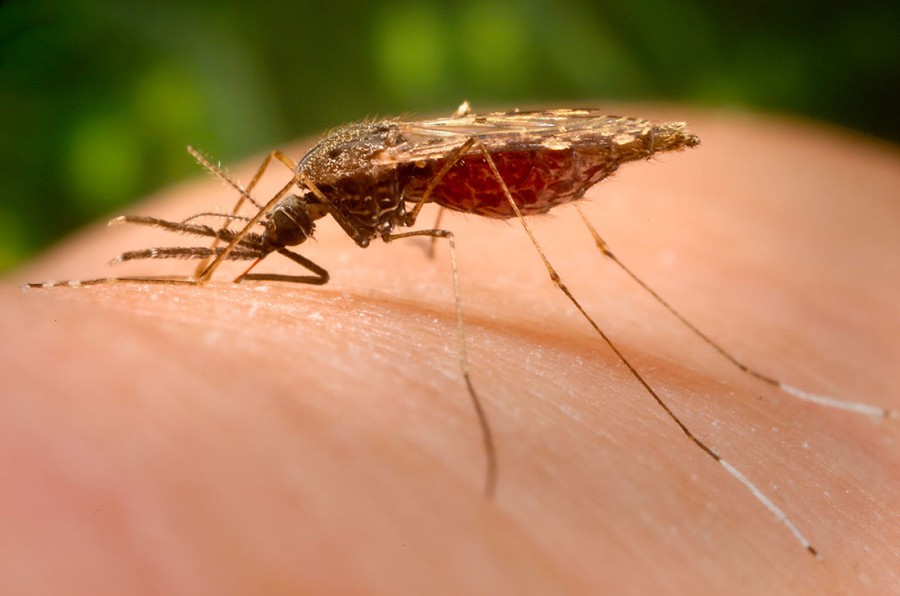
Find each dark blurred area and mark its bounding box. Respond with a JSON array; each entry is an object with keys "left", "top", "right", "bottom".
[{"left": 1, "top": 0, "right": 897, "bottom": 272}]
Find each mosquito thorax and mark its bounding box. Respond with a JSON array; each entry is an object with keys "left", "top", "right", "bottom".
[{"left": 295, "top": 120, "right": 405, "bottom": 186}]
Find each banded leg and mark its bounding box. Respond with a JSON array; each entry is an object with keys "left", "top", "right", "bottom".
[
  {"left": 187, "top": 147, "right": 298, "bottom": 276},
  {"left": 572, "top": 204, "right": 893, "bottom": 420},
  {"left": 471, "top": 138, "right": 823, "bottom": 559},
  {"left": 25, "top": 245, "right": 261, "bottom": 289}
]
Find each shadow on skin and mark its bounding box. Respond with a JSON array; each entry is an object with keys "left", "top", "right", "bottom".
[{"left": 4, "top": 106, "right": 899, "bottom": 593}]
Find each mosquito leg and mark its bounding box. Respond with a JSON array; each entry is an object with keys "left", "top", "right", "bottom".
[
  {"left": 27, "top": 238, "right": 300, "bottom": 289},
  {"left": 402, "top": 103, "right": 476, "bottom": 225},
  {"left": 187, "top": 147, "right": 298, "bottom": 275},
  {"left": 385, "top": 227, "right": 497, "bottom": 498},
  {"left": 236, "top": 248, "right": 330, "bottom": 285},
  {"left": 426, "top": 207, "right": 445, "bottom": 259},
  {"left": 26, "top": 235, "right": 263, "bottom": 289},
  {"left": 29, "top": 158, "right": 280, "bottom": 288},
  {"left": 472, "top": 139, "right": 822, "bottom": 559},
  {"left": 572, "top": 205, "right": 893, "bottom": 420},
  {"left": 406, "top": 138, "right": 476, "bottom": 225},
  {"left": 406, "top": 205, "right": 447, "bottom": 258},
  {"left": 197, "top": 176, "right": 299, "bottom": 282},
  {"left": 26, "top": 276, "right": 200, "bottom": 289}
]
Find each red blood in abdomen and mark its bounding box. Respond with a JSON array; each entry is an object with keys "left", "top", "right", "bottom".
[{"left": 405, "top": 148, "right": 617, "bottom": 219}]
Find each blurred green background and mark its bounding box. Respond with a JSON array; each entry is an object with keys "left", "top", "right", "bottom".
[{"left": 1, "top": 0, "right": 897, "bottom": 273}]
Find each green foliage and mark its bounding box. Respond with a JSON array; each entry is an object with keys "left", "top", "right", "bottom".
[{"left": 1, "top": 0, "right": 897, "bottom": 272}]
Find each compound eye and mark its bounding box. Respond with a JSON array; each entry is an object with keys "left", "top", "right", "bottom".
[{"left": 265, "top": 207, "right": 310, "bottom": 248}]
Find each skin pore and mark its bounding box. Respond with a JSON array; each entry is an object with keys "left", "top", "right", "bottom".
[{"left": 3, "top": 107, "right": 899, "bottom": 593}]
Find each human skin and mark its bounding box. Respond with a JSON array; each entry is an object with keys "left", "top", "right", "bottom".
[{"left": 2, "top": 107, "right": 899, "bottom": 594}]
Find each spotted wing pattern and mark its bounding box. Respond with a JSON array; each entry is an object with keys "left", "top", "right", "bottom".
[{"left": 374, "top": 109, "right": 699, "bottom": 218}]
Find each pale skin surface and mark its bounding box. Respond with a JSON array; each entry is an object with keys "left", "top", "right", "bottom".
[{"left": 2, "top": 107, "right": 899, "bottom": 594}]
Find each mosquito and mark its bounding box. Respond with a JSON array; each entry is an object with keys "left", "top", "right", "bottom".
[{"left": 29, "top": 102, "right": 893, "bottom": 559}]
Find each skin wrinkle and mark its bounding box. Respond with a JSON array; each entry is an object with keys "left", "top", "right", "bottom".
[{"left": 4, "top": 106, "right": 899, "bottom": 594}]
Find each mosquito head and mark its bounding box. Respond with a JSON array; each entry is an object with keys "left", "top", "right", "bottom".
[{"left": 262, "top": 193, "right": 329, "bottom": 250}]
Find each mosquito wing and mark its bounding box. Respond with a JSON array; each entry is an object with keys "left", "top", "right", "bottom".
[
  {"left": 373, "top": 109, "right": 699, "bottom": 166},
  {"left": 369, "top": 108, "right": 699, "bottom": 219}
]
